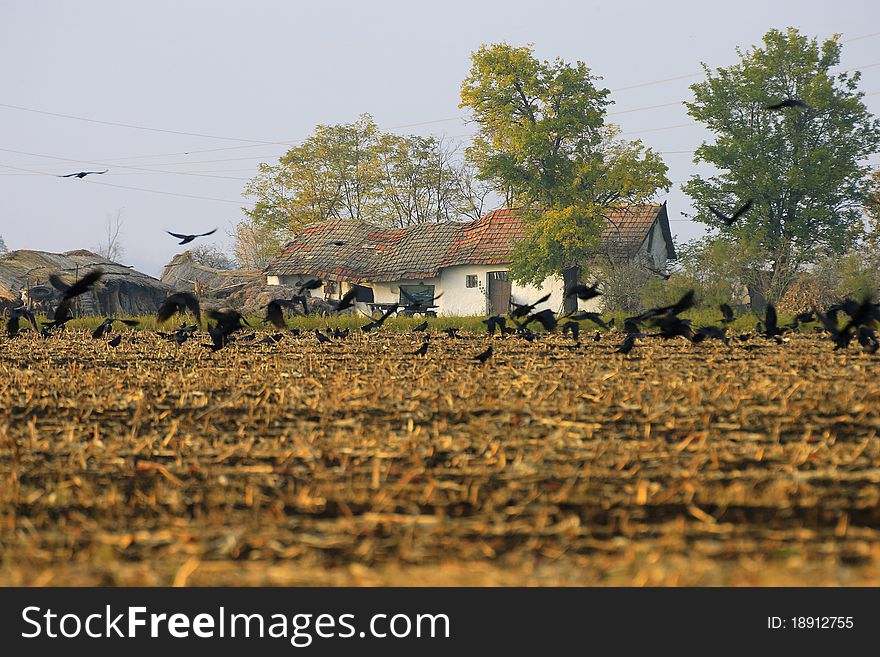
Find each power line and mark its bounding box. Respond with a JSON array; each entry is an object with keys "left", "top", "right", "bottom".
[
  {"left": 0, "top": 102, "right": 292, "bottom": 146},
  {"left": 82, "top": 179, "right": 250, "bottom": 205},
  {"left": 0, "top": 146, "right": 254, "bottom": 181},
  {"left": 0, "top": 161, "right": 250, "bottom": 205}
]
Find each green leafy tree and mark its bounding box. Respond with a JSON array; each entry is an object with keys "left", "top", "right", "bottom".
[
  {"left": 684, "top": 28, "right": 880, "bottom": 303},
  {"left": 460, "top": 43, "right": 670, "bottom": 285},
  {"left": 238, "top": 115, "right": 491, "bottom": 261}
]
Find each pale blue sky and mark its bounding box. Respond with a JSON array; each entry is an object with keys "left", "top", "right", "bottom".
[{"left": 1, "top": 0, "right": 878, "bottom": 275}]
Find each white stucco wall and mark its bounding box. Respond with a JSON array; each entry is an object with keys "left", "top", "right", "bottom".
[{"left": 268, "top": 268, "right": 603, "bottom": 315}]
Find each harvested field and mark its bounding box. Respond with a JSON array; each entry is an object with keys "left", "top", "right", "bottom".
[{"left": 1, "top": 328, "right": 879, "bottom": 586}]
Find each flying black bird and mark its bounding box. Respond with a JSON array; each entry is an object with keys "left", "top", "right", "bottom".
[
  {"left": 814, "top": 309, "right": 852, "bottom": 350},
  {"left": 263, "top": 298, "right": 308, "bottom": 329},
  {"left": 50, "top": 269, "right": 104, "bottom": 301},
  {"left": 91, "top": 317, "right": 139, "bottom": 339},
  {"left": 205, "top": 325, "right": 230, "bottom": 352},
  {"left": 472, "top": 345, "right": 493, "bottom": 364},
  {"left": 44, "top": 269, "right": 105, "bottom": 329},
  {"left": 361, "top": 305, "right": 398, "bottom": 332},
  {"left": 6, "top": 306, "right": 38, "bottom": 337},
  {"left": 327, "top": 287, "right": 359, "bottom": 313},
  {"left": 649, "top": 313, "right": 694, "bottom": 341},
  {"left": 296, "top": 278, "right": 323, "bottom": 294},
  {"left": 315, "top": 329, "right": 332, "bottom": 344},
  {"left": 623, "top": 319, "right": 644, "bottom": 336},
  {"left": 566, "top": 311, "right": 612, "bottom": 329},
  {"left": 564, "top": 283, "right": 602, "bottom": 302},
  {"left": 692, "top": 325, "right": 729, "bottom": 345},
  {"left": 482, "top": 316, "right": 507, "bottom": 336},
  {"left": 410, "top": 339, "right": 430, "bottom": 357},
  {"left": 208, "top": 309, "right": 250, "bottom": 335},
  {"left": 629, "top": 290, "right": 695, "bottom": 325},
  {"left": 785, "top": 310, "right": 816, "bottom": 332},
  {"left": 157, "top": 292, "right": 201, "bottom": 323},
  {"left": 719, "top": 304, "right": 735, "bottom": 324},
  {"left": 398, "top": 288, "right": 442, "bottom": 314},
  {"left": 561, "top": 321, "right": 580, "bottom": 342},
  {"left": 761, "top": 304, "right": 785, "bottom": 343},
  {"left": 510, "top": 293, "right": 551, "bottom": 320},
  {"left": 527, "top": 308, "right": 558, "bottom": 332},
  {"left": 412, "top": 320, "right": 429, "bottom": 332},
  {"left": 166, "top": 228, "right": 217, "bottom": 245},
  {"left": 857, "top": 326, "right": 879, "bottom": 354},
  {"left": 708, "top": 200, "right": 754, "bottom": 226},
  {"left": 58, "top": 169, "right": 108, "bottom": 179},
  {"left": 766, "top": 98, "right": 811, "bottom": 111},
  {"left": 108, "top": 335, "right": 122, "bottom": 348}
]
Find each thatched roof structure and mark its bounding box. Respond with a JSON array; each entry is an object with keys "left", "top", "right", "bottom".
[
  {"left": 0, "top": 249, "right": 170, "bottom": 315},
  {"left": 162, "top": 251, "right": 320, "bottom": 315}
]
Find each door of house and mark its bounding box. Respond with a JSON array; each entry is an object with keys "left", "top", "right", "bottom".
[{"left": 487, "top": 271, "right": 511, "bottom": 316}]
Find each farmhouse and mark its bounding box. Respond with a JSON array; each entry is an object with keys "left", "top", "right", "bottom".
[{"left": 264, "top": 203, "right": 675, "bottom": 316}]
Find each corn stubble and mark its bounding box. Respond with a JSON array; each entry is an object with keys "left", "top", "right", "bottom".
[{"left": 1, "top": 329, "right": 879, "bottom": 586}]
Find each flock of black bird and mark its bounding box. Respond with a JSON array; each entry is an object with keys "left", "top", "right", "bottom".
[
  {"left": 13, "top": 95, "right": 875, "bottom": 360},
  {"left": 4, "top": 264, "right": 880, "bottom": 364}
]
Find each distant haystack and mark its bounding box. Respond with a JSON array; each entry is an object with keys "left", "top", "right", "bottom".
[
  {"left": 0, "top": 249, "right": 170, "bottom": 316},
  {"left": 161, "top": 251, "right": 317, "bottom": 315}
]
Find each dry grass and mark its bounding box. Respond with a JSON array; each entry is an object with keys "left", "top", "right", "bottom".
[{"left": 1, "top": 327, "right": 879, "bottom": 586}]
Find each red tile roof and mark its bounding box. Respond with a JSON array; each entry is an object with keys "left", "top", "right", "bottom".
[{"left": 264, "top": 204, "right": 673, "bottom": 281}]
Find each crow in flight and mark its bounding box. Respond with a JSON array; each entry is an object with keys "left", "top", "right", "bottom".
[
  {"left": 264, "top": 298, "right": 308, "bottom": 329},
  {"left": 166, "top": 228, "right": 217, "bottom": 245},
  {"left": 44, "top": 269, "right": 104, "bottom": 329},
  {"left": 91, "top": 317, "right": 139, "bottom": 339},
  {"left": 361, "top": 305, "right": 398, "bottom": 332},
  {"left": 157, "top": 291, "right": 201, "bottom": 324},
  {"left": 565, "top": 311, "right": 612, "bottom": 329},
  {"left": 564, "top": 283, "right": 602, "bottom": 302},
  {"left": 719, "top": 304, "right": 735, "bottom": 324},
  {"left": 692, "top": 325, "right": 729, "bottom": 345},
  {"left": 708, "top": 200, "right": 753, "bottom": 226},
  {"left": 761, "top": 304, "right": 785, "bottom": 343},
  {"left": 296, "top": 278, "right": 323, "bottom": 294},
  {"left": 327, "top": 287, "right": 359, "bottom": 313},
  {"left": 58, "top": 169, "right": 108, "bottom": 179},
  {"left": 766, "top": 98, "right": 811, "bottom": 111},
  {"left": 526, "top": 308, "right": 558, "bottom": 332},
  {"left": 510, "top": 293, "right": 551, "bottom": 320},
  {"left": 6, "top": 306, "right": 38, "bottom": 337},
  {"left": 561, "top": 321, "right": 580, "bottom": 342},
  {"left": 482, "top": 316, "right": 506, "bottom": 336}
]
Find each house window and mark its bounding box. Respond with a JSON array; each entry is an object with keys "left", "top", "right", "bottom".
[{"left": 466, "top": 275, "right": 478, "bottom": 288}]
